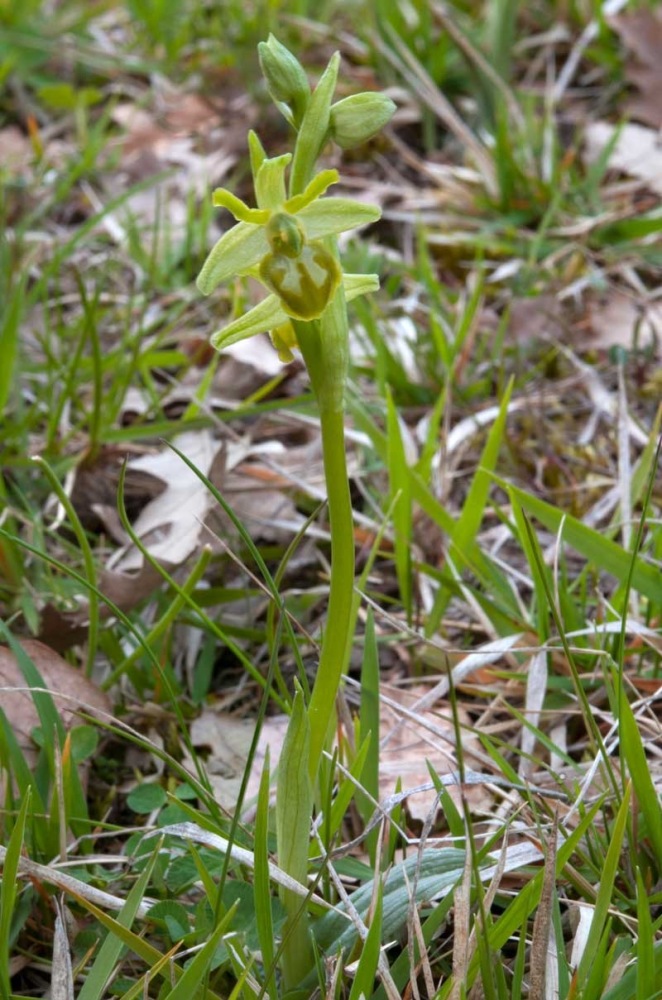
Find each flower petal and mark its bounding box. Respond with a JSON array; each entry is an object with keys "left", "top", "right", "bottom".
[
  {"left": 296, "top": 198, "right": 381, "bottom": 240},
  {"left": 210, "top": 295, "right": 288, "bottom": 351},
  {"left": 197, "top": 223, "right": 270, "bottom": 295},
  {"left": 212, "top": 188, "right": 268, "bottom": 224},
  {"left": 270, "top": 322, "right": 299, "bottom": 363},
  {"left": 284, "top": 169, "right": 338, "bottom": 214}
]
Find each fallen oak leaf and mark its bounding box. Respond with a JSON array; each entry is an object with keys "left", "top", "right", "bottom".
[
  {"left": 610, "top": 8, "right": 662, "bottom": 128},
  {"left": 0, "top": 639, "right": 111, "bottom": 796},
  {"left": 106, "top": 429, "right": 224, "bottom": 573},
  {"left": 0, "top": 640, "right": 110, "bottom": 746},
  {"left": 38, "top": 560, "right": 166, "bottom": 651},
  {"left": 584, "top": 121, "right": 662, "bottom": 198}
]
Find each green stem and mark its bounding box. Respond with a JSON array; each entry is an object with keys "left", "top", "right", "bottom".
[
  {"left": 293, "top": 311, "right": 355, "bottom": 784},
  {"left": 307, "top": 404, "right": 355, "bottom": 780}
]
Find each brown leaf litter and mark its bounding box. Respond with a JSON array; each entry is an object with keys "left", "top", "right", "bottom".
[
  {"left": 188, "top": 679, "right": 494, "bottom": 826},
  {"left": 584, "top": 120, "right": 662, "bottom": 199},
  {"left": 101, "top": 82, "right": 257, "bottom": 254},
  {"left": 0, "top": 640, "right": 111, "bottom": 790},
  {"left": 610, "top": 8, "right": 662, "bottom": 128}
]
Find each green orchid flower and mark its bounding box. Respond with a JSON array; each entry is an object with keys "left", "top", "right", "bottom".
[{"left": 197, "top": 138, "right": 380, "bottom": 358}]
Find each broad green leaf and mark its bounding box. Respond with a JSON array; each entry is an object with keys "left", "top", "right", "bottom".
[
  {"left": 69, "top": 726, "right": 99, "bottom": 763},
  {"left": 276, "top": 686, "right": 313, "bottom": 985},
  {"left": 276, "top": 688, "right": 312, "bottom": 894},
  {"left": 314, "top": 848, "right": 467, "bottom": 957},
  {"left": 127, "top": 783, "right": 167, "bottom": 814},
  {"left": 146, "top": 900, "right": 191, "bottom": 942}
]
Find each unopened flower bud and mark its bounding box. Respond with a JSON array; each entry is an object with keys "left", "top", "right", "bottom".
[
  {"left": 329, "top": 92, "right": 396, "bottom": 149},
  {"left": 258, "top": 34, "right": 310, "bottom": 127}
]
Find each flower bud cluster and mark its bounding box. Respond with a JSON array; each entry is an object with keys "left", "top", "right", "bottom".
[{"left": 258, "top": 33, "right": 396, "bottom": 150}]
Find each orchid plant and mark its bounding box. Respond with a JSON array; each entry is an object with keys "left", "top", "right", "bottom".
[{"left": 197, "top": 36, "right": 394, "bottom": 987}]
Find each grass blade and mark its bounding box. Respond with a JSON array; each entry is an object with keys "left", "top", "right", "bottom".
[
  {"left": 77, "top": 841, "right": 161, "bottom": 1000},
  {"left": 576, "top": 784, "right": 630, "bottom": 990},
  {"left": 618, "top": 694, "right": 662, "bottom": 867},
  {"left": 358, "top": 608, "right": 380, "bottom": 865},
  {"left": 386, "top": 386, "right": 413, "bottom": 619},
  {"left": 0, "top": 789, "right": 31, "bottom": 1000},
  {"left": 497, "top": 479, "right": 662, "bottom": 605},
  {"left": 253, "top": 749, "right": 276, "bottom": 995},
  {"left": 348, "top": 886, "right": 383, "bottom": 1000},
  {"left": 164, "top": 902, "right": 238, "bottom": 1000}
]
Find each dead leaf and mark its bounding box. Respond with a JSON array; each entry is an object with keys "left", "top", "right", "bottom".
[
  {"left": 97, "top": 560, "right": 167, "bottom": 612},
  {"left": 0, "top": 125, "right": 35, "bottom": 175},
  {"left": 584, "top": 121, "right": 662, "bottom": 197},
  {"left": 610, "top": 9, "right": 662, "bottom": 128},
  {"left": 38, "top": 561, "right": 165, "bottom": 652},
  {"left": 183, "top": 684, "right": 494, "bottom": 824},
  {"left": 181, "top": 711, "right": 289, "bottom": 814},
  {"left": 163, "top": 92, "right": 220, "bottom": 134},
  {"left": 0, "top": 640, "right": 111, "bottom": 770},
  {"left": 107, "top": 430, "right": 224, "bottom": 573},
  {"left": 378, "top": 684, "right": 491, "bottom": 821},
  {"left": 52, "top": 901, "right": 75, "bottom": 1000},
  {"left": 184, "top": 713, "right": 255, "bottom": 812},
  {"left": 588, "top": 291, "right": 662, "bottom": 352},
  {"left": 507, "top": 294, "right": 567, "bottom": 343},
  {"left": 215, "top": 335, "right": 297, "bottom": 399},
  {"left": 104, "top": 88, "right": 243, "bottom": 252},
  {"left": 69, "top": 444, "right": 166, "bottom": 533}
]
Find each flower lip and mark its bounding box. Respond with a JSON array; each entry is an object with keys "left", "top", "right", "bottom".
[{"left": 259, "top": 241, "right": 342, "bottom": 321}]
